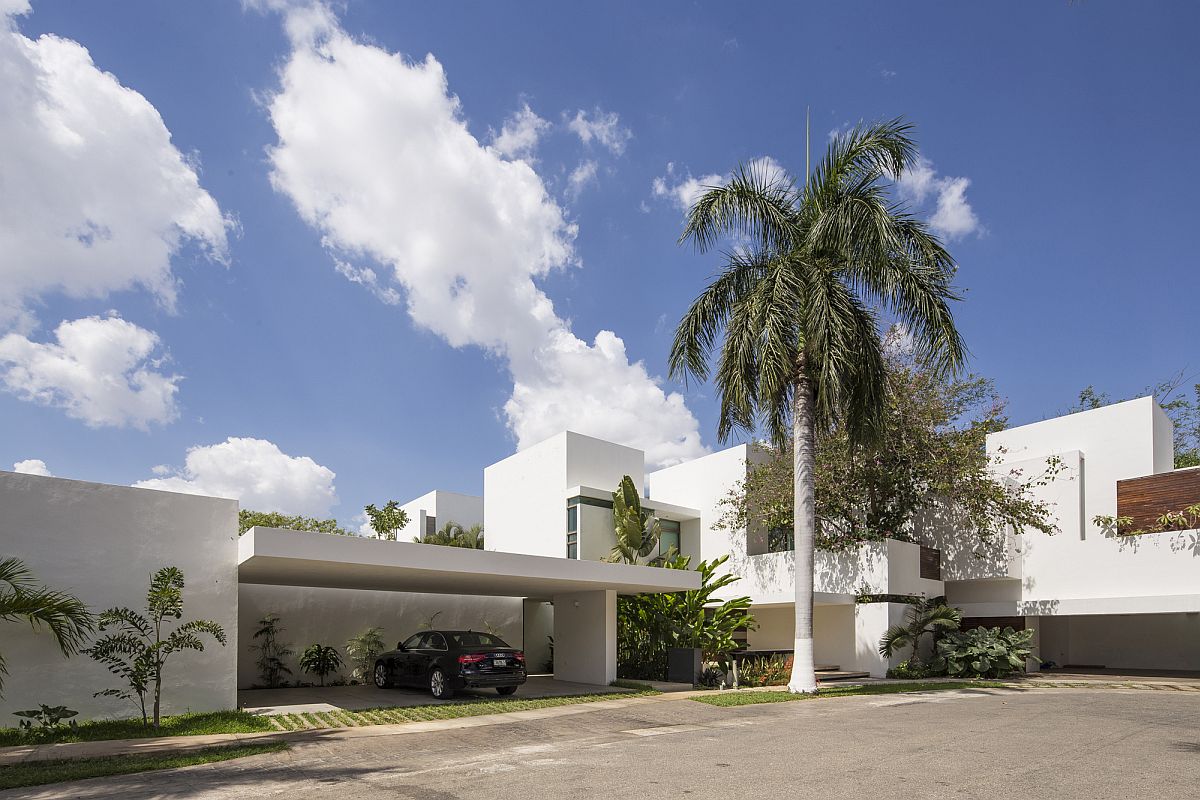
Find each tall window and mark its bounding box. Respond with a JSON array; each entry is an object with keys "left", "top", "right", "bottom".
[
  {"left": 659, "top": 519, "right": 681, "bottom": 557},
  {"left": 566, "top": 504, "right": 579, "bottom": 559}
]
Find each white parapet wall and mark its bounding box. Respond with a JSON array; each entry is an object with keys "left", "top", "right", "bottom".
[{"left": 0, "top": 472, "right": 239, "bottom": 721}]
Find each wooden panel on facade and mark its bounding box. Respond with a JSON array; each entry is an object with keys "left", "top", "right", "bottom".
[
  {"left": 1116, "top": 468, "right": 1200, "bottom": 532},
  {"left": 919, "top": 545, "right": 941, "bottom": 581}
]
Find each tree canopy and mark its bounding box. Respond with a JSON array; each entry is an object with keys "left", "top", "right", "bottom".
[{"left": 237, "top": 510, "right": 350, "bottom": 536}]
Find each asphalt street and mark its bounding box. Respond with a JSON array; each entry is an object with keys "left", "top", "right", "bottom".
[{"left": 6, "top": 687, "right": 1199, "bottom": 800}]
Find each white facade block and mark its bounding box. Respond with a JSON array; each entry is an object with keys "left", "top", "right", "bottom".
[{"left": 552, "top": 590, "right": 617, "bottom": 685}]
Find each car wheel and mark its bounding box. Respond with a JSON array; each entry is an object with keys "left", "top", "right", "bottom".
[
  {"left": 373, "top": 663, "right": 391, "bottom": 689},
  {"left": 496, "top": 686, "right": 518, "bottom": 696},
  {"left": 429, "top": 667, "right": 454, "bottom": 700}
]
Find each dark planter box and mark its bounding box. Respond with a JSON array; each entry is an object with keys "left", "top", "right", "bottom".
[{"left": 667, "top": 646, "right": 702, "bottom": 685}]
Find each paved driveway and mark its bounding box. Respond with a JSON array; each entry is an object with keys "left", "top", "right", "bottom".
[
  {"left": 238, "top": 676, "right": 628, "bottom": 714},
  {"left": 8, "top": 687, "right": 1200, "bottom": 799}
]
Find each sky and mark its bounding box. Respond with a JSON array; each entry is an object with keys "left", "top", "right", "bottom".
[{"left": 1, "top": 0, "right": 1197, "bottom": 529}]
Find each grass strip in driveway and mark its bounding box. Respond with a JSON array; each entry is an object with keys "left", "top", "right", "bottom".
[
  {"left": 0, "top": 742, "right": 288, "bottom": 791},
  {"left": 693, "top": 681, "right": 1006, "bottom": 707}
]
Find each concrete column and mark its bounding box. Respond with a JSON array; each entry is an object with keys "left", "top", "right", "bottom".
[
  {"left": 853, "top": 602, "right": 908, "bottom": 677},
  {"left": 551, "top": 589, "right": 616, "bottom": 685}
]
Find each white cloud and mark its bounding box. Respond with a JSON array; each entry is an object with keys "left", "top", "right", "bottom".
[
  {"left": 566, "top": 160, "right": 599, "bottom": 199},
  {"left": 490, "top": 103, "right": 550, "bottom": 161},
  {"left": 566, "top": 107, "right": 632, "bottom": 156},
  {"left": 652, "top": 157, "right": 785, "bottom": 214},
  {"left": 134, "top": 437, "right": 338, "bottom": 516},
  {"left": 260, "top": 2, "right": 705, "bottom": 468},
  {"left": 0, "top": 5, "right": 230, "bottom": 324},
  {"left": 0, "top": 315, "right": 180, "bottom": 429},
  {"left": 895, "top": 156, "right": 981, "bottom": 241},
  {"left": 12, "top": 458, "right": 51, "bottom": 476}
]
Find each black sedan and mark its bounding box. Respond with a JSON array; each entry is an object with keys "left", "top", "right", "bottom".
[{"left": 372, "top": 630, "right": 527, "bottom": 699}]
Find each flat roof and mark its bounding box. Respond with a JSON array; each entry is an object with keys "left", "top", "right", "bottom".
[{"left": 237, "top": 527, "right": 701, "bottom": 598}]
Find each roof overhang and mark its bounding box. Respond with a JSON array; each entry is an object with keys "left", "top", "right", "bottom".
[{"left": 237, "top": 527, "right": 701, "bottom": 599}]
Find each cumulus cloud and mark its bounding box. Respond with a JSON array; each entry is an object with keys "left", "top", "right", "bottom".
[
  {"left": 0, "top": 4, "right": 230, "bottom": 324},
  {"left": 566, "top": 107, "right": 632, "bottom": 156},
  {"left": 134, "top": 437, "right": 338, "bottom": 516},
  {"left": 260, "top": 3, "right": 705, "bottom": 467},
  {"left": 0, "top": 315, "right": 181, "bottom": 429},
  {"left": 567, "top": 160, "right": 599, "bottom": 199},
  {"left": 12, "top": 458, "right": 52, "bottom": 476},
  {"left": 652, "top": 157, "right": 785, "bottom": 214},
  {"left": 490, "top": 102, "right": 551, "bottom": 161},
  {"left": 895, "top": 156, "right": 981, "bottom": 241}
]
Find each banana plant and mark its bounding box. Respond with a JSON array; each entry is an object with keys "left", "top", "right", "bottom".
[{"left": 605, "top": 475, "right": 662, "bottom": 565}]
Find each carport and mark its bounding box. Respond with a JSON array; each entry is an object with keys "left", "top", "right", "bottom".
[{"left": 237, "top": 527, "right": 700, "bottom": 687}]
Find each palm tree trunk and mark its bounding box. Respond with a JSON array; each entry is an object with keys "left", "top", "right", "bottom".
[{"left": 788, "top": 357, "right": 818, "bottom": 694}]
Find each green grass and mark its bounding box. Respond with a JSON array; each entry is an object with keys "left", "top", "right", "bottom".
[
  {"left": 269, "top": 690, "right": 657, "bottom": 731},
  {"left": 610, "top": 679, "right": 656, "bottom": 691},
  {"left": 692, "top": 681, "right": 1006, "bottom": 707},
  {"left": 0, "top": 742, "right": 288, "bottom": 791},
  {"left": 0, "top": 710, "right": 275, "bottom": 747}
]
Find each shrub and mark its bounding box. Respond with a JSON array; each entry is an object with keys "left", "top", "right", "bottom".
[
  {"left": 737, "top": 655, "right": 789, "bottom": 688},
  {"left": 250, "top": 614, "right": 293, "bottom": 689},
  {"left": 345, "top": 627, "right": 385, "bottom": 684},
  {"left": 12, "top": 704, "right": 78, "bottom": 741},
  {"left": 298, "top": 644, "right": 343, "bottom": 686},
  {"left": 933, "top": 626, "right": 1036, "bottom": 678},
  {"left": 885, "top": 660, "right": 936, "bottom": 679}
]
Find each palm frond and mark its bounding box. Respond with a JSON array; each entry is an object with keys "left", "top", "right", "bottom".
[{"left": 681, "top": 162, "right": 800, "bottom": 254}]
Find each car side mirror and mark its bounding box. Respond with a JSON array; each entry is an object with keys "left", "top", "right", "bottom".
[{"left": 397, "top": 642, "right": 406, "bottom": 651}]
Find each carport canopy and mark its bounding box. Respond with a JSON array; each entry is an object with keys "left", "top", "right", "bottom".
[{"left": 237, "top": 527, "right": 702, "bottom": 687}]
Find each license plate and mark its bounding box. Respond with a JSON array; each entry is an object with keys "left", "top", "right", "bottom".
[{"left": 493, "top": 658, "right": 507, "bottom": 668}]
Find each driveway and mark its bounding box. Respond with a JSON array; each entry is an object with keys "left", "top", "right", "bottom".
[
  {"left": 7, "top": 687, "right": 1200, "bottom": 799},
  {"left": 238, "top": 675, "right": 629, "bottom": 714}
]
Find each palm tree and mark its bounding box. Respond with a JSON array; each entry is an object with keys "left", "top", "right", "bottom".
[
  {"left": 0, "top": 556, "right": 94, "bottom": 697},
  {"left": 879, "top": 596, "right": 962, "bottom": 667},
  {"left": 669, "top": 119, "right": 965, "bottom": 693},
  {"left": 414, "top": 520, "right": 485, "bottom": 549}
]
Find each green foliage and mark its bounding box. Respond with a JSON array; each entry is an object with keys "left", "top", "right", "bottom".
[
  {"left": 716, "top": 349, "right": 1062, "bottom": 552},
  {"left": 12, "top": 704, "right": 78, "bottom": 740},
  {"left": 736, "top": 655, "right": 790, "bottom": 688},
  {"left": 345, "top": 627, "right": 386, "bottom": 683},
  {"left": 364, "top": 500, "right": 410, "bottom": 541},
  {"left": 605, "top": 475, "right": 662, "bottom": 564},
  {"left": 1067, "top": 373, "right": 1200, "bottom": 469},
  {"left": 238, "top": 510, "right": 350, "bottom": 536},
  {"left": 885, "top": 660, "right": 937, "bottom": 680},
  {"left": 879, "top": 596, "right": 962, "bottom": 665},
  {"left": 414, "top": 520, "right": 485, "bottom": 548},
  {"left": 86, "top": 567, "right": 226, "bottom": 729},
  {"left": 0, "top": 709, "right": 273, "bottom": 747},
  {"left": 0, "top": 556, "right": 94, "bottom": 698},
  {"left": 617, "top": 555, "right": 755, "bottom": 680},
  {"left": 933, "top": 626, "right": 1036, "bottom": 678},
  {"left": 298, "top": 644, "right": 343, "bottom": 686},
  {"left": 250, "top": 613, "right": 293, "bottom": 688},
  {"left": 1095, "top": 504, "right": 1200, "bottom": 537},
  {"left": 0, "top": 742, "right": 289, "bottom": 791}
]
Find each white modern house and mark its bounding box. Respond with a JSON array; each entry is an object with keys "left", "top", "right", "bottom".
[{"left": 2, "top": 396, "right": 1197, "bottom": 721}]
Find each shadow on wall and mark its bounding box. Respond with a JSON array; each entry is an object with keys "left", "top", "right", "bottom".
[
  {"left": 723, "top": 535, "right": 888, "bottom": 597},
  {"left": 915, "top": 500, "right": 1013, "bottom": 581}
]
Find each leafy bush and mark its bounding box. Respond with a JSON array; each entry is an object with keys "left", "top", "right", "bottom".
[
  {"left": 250, "top": 614, "right": 293, "bottom": 688},
  {"left": 298, "top": 644, "right": 343, "bottom": 686},
  {"left": 933, "top": 626, "right": 1035, "bottom": 678},
  {"left": 736, "top": 655, "right": 789, "bottom": 688},
  {"left": 12, "top": 704, "right": 78, "bottom": 740},
  {"left": 885, "top": 660, "right": 936, "bottom": 679},
  {"left": 345, "top": 627, "right": 385, "bottom": 684}
]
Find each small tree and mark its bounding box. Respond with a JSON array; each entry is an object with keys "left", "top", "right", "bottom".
[
  {"left": 879, "top": 596, "right": 962, "bottom": 669},
  {"left": 250, "top": 614, "right": 293, "bottom": 688},
  {"left": 364, "top": 501, "right": 409, "bottom": 541},
  {"left": 0, "top": 556, "right": 93, "bottom": 698},
  {"left": 605, "top": 475, "right": 662, "bottom": 565},
  {"left": 87, "top": 567, "right": 226, "bottom": 729},
  {"left": 299, "top": 644, "right": 343, "bottom": 686},
  {"left": 345, "top": 627, "right": 385, "bottom": 683},
  {"left": 238, "top": 510, "right": 351, "bottom": 536}
]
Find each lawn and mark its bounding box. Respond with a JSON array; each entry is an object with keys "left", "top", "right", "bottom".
[
  {"left": 0, "top": 742, "right": 289, "bottom": 791},
  {"left": 692, "top": 680, "right": 1007, "bottom": 707},
  {"left": 0, "top": 691, "right": 655, "bottom": 745}
]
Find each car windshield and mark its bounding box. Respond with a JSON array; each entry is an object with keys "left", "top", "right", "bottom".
[{"left": 451, "top": 632, "right": 509, "bottom": 648}]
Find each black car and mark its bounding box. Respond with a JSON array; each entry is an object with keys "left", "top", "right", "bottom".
[{"left": 372, "top": 630, "right": 527, "bottom": 699}]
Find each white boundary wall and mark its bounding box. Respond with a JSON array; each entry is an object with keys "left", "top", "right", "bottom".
[{"left": 0, "top": 472, "right": 238, "bottom": 720}]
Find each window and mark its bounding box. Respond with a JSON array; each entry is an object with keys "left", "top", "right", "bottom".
[
  {"left": 425, "top": 515, "right": 437, "bottom": 537},
  {"left": 566, "top": 503, "right": 579, "bottom": 559},
  {"left": 426, "top": 632, "right": 448, "bottom": 651},
  {"left": 768, "top": 526, "right": 793, "bottom": 553},
  {"left": 659, "top": 519, "right": 681, "bottom": 556},
  {"left": 401, "top": 633, "right": 424, "bottom": 650},
  {"left": 452, "top": 632, "right": 509, "bottom": 648}
]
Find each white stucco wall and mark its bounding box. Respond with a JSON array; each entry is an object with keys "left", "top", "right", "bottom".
[
  {"left": 237, "top": 584, "right": 522, "bottom": 688},
  {"left": 552, "top": 589, "right": 616, "bottom": 685},
  {"left": 399, "top": 490, "right": 484, "bottom": 541},
  {"left": 485, "top": 434, "right": 567, "bottom": 558},
  {"left": 0, "top": 472, "right": 238, "bottom": 721}
]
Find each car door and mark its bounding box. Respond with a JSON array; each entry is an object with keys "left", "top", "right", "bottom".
[
  {"left": 405, "top": 632, "right": 436, "bottom": 685},
  {"left": 393, "top": 633, "right": 425, "bottom": 687}
]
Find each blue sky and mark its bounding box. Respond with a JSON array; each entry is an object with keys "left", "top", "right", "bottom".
[{"left": 1, "top": 0, "right": 1197, "bottom": 527}]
